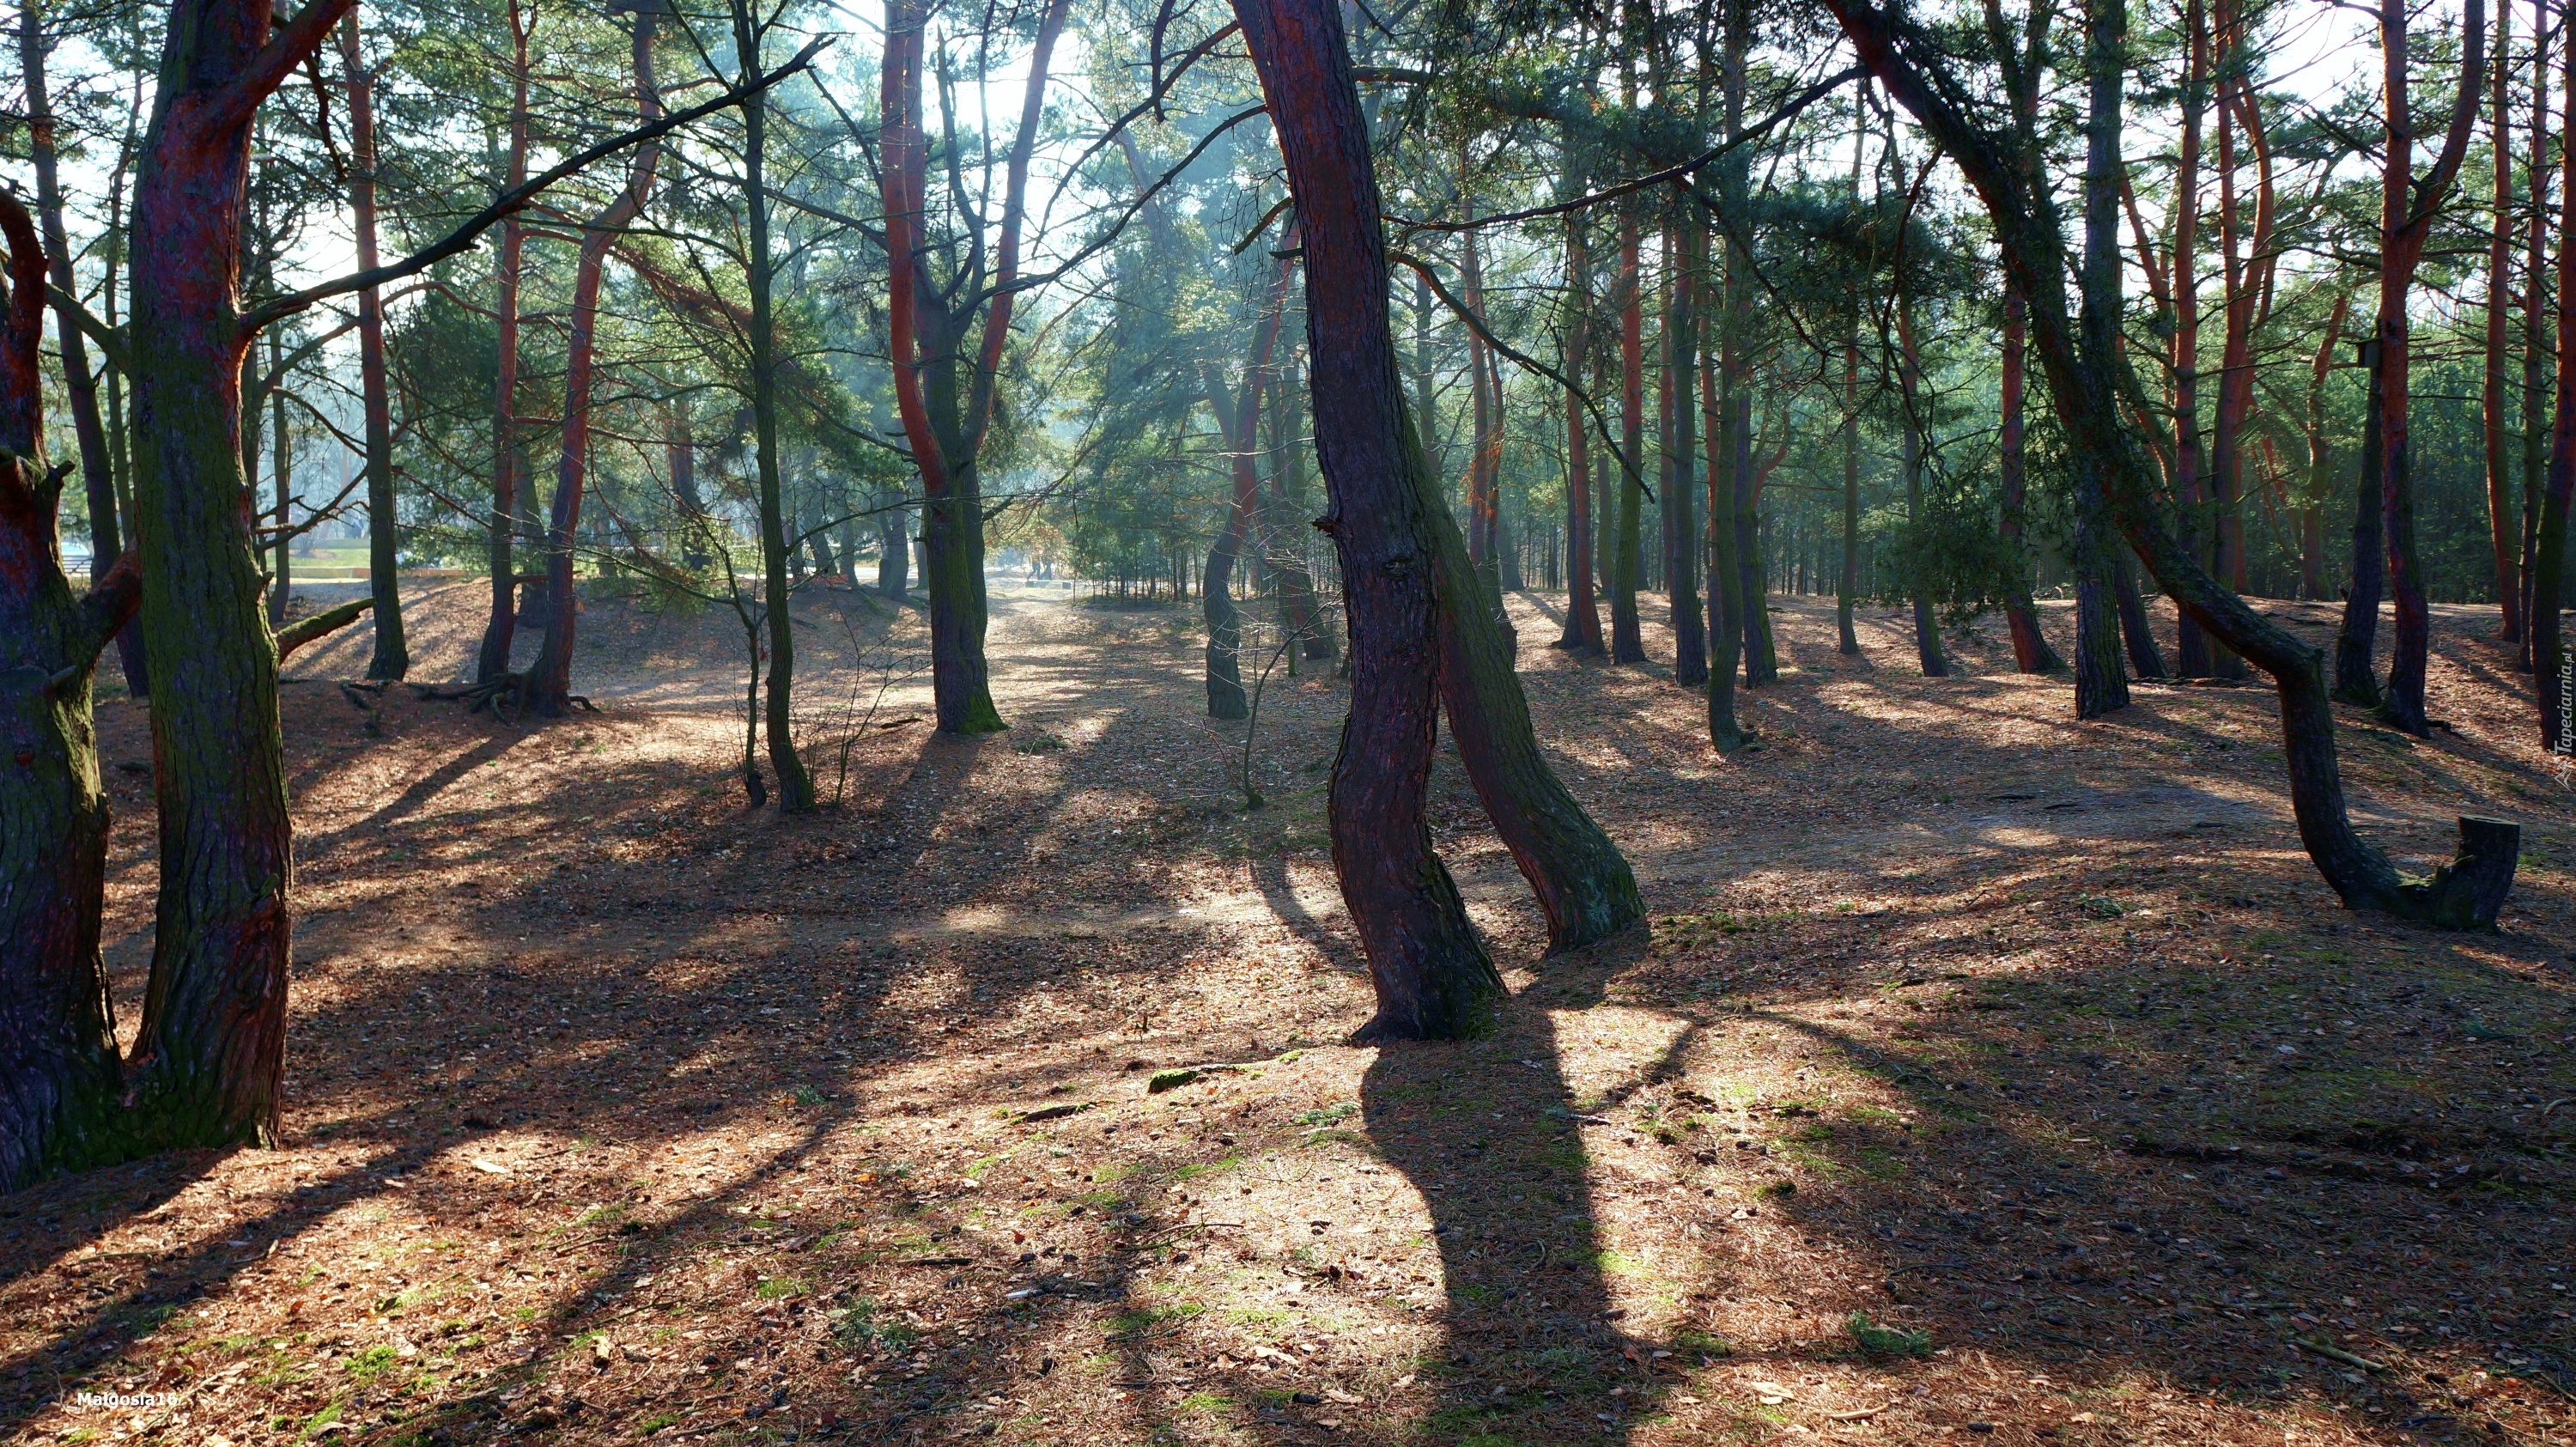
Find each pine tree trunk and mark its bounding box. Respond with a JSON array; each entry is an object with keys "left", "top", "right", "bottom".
[
  {"left": 2487, "top": 0, "right": 2524, "bottom": 644},
  {"left": 1999, "top": 285, "right": 2064, "bottom": 672},
  {"left": 1609, "top": 221, "right": 1646, "bottom": 664},
  {"left": 1553, "top": 209, "right": 1604, "bottom": 654},
  {"left": 477, "top": 0, "right": 532, "bottom": 685},
  {"left": 340, "top": 14, "right": 405, "bottom": 681},
  {"left": 737, "top": 32, "right": 813, "bottom": 811},
  {"left": 2171, "top": 0, "right": 2211, "bottom": 678},
  {"left": 2521, "top": 27, "right": 2551, "bottom": 673},
  {"left": 122, "top": 0, "right": 361, "bottom": 1152},
  {"left": 0, "top": 199, "right": 139, "bottom": 1188},
  {"left": 1232, "top": 0, "right": 1505, "bottom": 1035},
  {"left": 529, "top": 12, "right": 660, "bottom": 715},
  {"left": 1665, "top": 216, "right": 1706, "bottom": 686},
  {"left": 1829, "top": 0, "right": 2521, "bottom": 930}
]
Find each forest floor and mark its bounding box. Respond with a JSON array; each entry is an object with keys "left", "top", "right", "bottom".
[{"left": 5, "top": 575, "right": 2573, "bottom": 1447}]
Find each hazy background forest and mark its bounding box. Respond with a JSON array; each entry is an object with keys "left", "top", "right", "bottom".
[{"left": 1, "top": 0, "right": 2572, "bottom": 1440}]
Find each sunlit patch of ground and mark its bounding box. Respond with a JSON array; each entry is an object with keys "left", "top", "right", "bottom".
[{"left": 4, "top": 579, "right": 2569, "bottom": 1446}]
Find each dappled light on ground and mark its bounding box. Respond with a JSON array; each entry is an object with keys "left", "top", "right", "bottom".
[{"left": 5, "top": 581, "right": 2570, "bottom": 1446}]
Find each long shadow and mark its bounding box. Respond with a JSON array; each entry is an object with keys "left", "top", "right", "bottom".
[{"left": 1358, "top": 931, "right": 1679, "bottom": 1447}]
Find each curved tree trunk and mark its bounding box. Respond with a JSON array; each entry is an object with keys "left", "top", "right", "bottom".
[
  {"left": 1998, "top": 284, "right": 2064, "bottom": 672},
  {"left": 1829, "top": 0, "right": 2518, "bottom": 930},
  {"left": 1232, "top": 0, "right": 1502, "bottom": 1037},
  {"left": 528, "top": 11, "right": 661, "bottom": 716}
]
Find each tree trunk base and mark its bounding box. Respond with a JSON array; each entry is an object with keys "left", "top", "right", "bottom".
[{"left": 2350, "top": 816, "right": 2519, "bottom": 930}]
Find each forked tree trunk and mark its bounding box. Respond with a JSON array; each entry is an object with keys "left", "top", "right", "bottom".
[
  {"left": 1830, "top": 0, "right": 2519, "bottom": 930},
  {"left": 528, "top": 11, "right": 661, "bottom": 715},
  {"left": 1230, "top": 0, "right": 1501, "bottom": 1037},
  {"left": 123, "top": 0, "right": 361, "bottom": 1154},
  {"left": 477, "top": 0, "right": 532, "bottom": 684},
  {"left": 882, "top": 0, "right": 1066, "bottom": 735},
  {"left": 0, "top": 198, "right": 143, "bottom": 1189},
  {"left": 2207, "top": 3, "right": 2270, "bottom": 679},
  {"left": 2380, "top": 0, "right": 2486, "bottom": 733},
  {"left": 342, "top": 14, "right": 405, "bottom": 681}
]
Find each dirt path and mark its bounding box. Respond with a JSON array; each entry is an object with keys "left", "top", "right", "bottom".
[{"left": 9, "top": 581, "right": 2573, "bottom": 1447}]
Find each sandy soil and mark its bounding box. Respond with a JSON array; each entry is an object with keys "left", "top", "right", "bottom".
[{"left": 5, "top": 575, "right": 2571, "bottom": 1447}]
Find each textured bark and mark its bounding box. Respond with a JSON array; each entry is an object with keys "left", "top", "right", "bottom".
[
  {"left": 2349, "top": 0, "right": 2488, "bottom": 733},
  {"left": 1267, "top": 362, "right": 1333, "bottom": 660},
  {"left": 2537, "top": 9, "right": 2576, "bottom": 753},
  {"left": 1231, "top": 0, "right": 1500, "bottom": 1037},
  {"left": 2380, "top": 0, "right": 2482, "bottom": 731},
  {"left": 1826, "top": 0, "right": 2519, "bottom": 929},
  {"left": 2072, "top": 6, "right": 2128, "bottom": 717},
  {"left": 1998, "top": 285, "right": 2063, "bottom": 672},
  {"left": 1838, "top": 99, "right": 1863, "bottom": 657},
  {"left": 1705, "top": 284, "right": 1748, "bottom": 751},
  {"left": 2171, "top": 0, "right": 2210, "bottom": 678},
  {"left": 0, "top": 198, "right": 137, "bottom": 1189},
  {"left": 1553, "top": 211, "right": 1605, "bottom": 654},
  {"left": 124, "top": 0, "right": 358, "bottom": 1153},
  {"left": 2486, "top": 0, "right": 2523, "bottom": 644},
  {"left": 1608, "top": 222, "right": 1646, "bottom": 663},
  {"left": 477, "top": 0, "right": 532, "bottom": 685},
  {"left": 2520, "top": 27, "right": 2550, "bottom": 672},
  {"left": 881, "top": 0, "right": 1067, "bottom": 734},
  {"left": 527, "top": 12, "right": 661, "bottom": 716},
  {"left": 341, "top": 14, "right": 405, "bottom": 681},
  {"left": 1663, "top": 216, "right": 1706, "bottom": 687},
  {"left": 736, "top": 8, "right": 812, "bottom": 812},
  {"left": 2207, "top": 3, "right": 2270, "bottom": 679}
]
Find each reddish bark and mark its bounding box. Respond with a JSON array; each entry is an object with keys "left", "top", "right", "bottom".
[
  {"left": 2207, "top": 0, "right": 2272, "bottom": 678},
  {"left": 881, "top": 0, "right": 1069, "bottom": 734},
  {"left": 2486, "top": 0, "right": 2524, "bottom": 644},
  {"left": 2521, "top": 18, "right": 2551, "bottom": 672},
  {"left": 0, "top": 196, "right": 140, "bottom": 1188},
  {"left": 2349, "top": 0, "right": 2488, "bottom": 733},
  {"left": 1228, "top": 0, "right": 1499, "bottom": 1035},
  {"left": 477, "top": 0, "right": 533, "bottom": 685},
  {"left": 123, "top": 0, "right": 358, "bottom": 1151},
  {"left": 2536, "top": 10, "right": 2576, "bottom": 752},
  {"left": 526, "top": 10, "right": 662, "bottom": 716},
  {"left": 1829, "top": 0, "right": 2520, "bottom": 930}
]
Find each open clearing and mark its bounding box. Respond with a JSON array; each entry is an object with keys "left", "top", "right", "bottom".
[{"left": 5, "top": 581, "right": 2571, "bottom": 1447}]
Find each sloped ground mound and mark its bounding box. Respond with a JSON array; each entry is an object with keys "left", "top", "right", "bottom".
[{"left": 9, "top": 581, "right": 2572, "bottom": 1447}]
